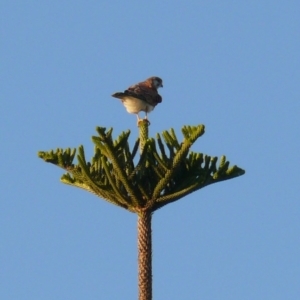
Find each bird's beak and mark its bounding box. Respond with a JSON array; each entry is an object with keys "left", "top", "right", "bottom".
[{"left": 161, "top": 84, "right": 163, "bottom": 88}]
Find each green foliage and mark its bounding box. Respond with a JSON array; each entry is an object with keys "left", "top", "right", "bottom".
[{"left": 38, "top": 123, "right": 245, "bottom": 213}]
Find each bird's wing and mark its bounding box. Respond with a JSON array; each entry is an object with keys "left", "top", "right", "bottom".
[{"left": 126, "top": 83, "right": 162, "bottom": 106}]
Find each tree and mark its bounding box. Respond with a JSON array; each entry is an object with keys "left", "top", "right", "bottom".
[{"left": 38, "top": 120, "right": 245, "bottom": 300}]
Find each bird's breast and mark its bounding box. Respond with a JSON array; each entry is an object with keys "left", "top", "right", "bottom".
[{"left": 121, "top": 96, "right": 154, "bottom": 114}]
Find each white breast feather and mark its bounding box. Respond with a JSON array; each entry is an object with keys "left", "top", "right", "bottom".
[{"left": 121, "top": 96, "right": 154, "bottom": 114}]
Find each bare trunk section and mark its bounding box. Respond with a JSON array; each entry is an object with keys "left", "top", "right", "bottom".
[{"left": 138, "top": 210, "right": 152, "bottom": 300}]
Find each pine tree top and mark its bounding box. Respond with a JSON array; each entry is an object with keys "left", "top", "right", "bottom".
[{"left": 38, "top": 121, "right": 245, "bottom": 214}]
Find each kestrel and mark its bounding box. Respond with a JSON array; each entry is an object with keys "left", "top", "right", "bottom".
[{"left": 112, "top": 76, "right": 163, "bottom": 122}]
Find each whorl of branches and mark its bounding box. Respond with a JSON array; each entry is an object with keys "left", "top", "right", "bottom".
[{"left": 38, "top": 122, "right": 245, "bottom": 213}]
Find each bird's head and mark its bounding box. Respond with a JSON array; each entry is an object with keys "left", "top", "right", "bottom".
[{"left": 150, "top": 77, "right": 163, "bottom": 89}]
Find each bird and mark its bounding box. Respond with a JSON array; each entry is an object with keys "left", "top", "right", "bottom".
[{"left": 112, "top": 76, "right": 163, "bottom": 122}]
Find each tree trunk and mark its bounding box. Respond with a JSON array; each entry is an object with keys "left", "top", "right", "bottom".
[{"left": 138, "top": 210, "right": 152, "bottom": 300}]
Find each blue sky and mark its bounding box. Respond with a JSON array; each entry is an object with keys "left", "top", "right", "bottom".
[{"left": 1, "top": 1, "right": 299, "bottom": 299}]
